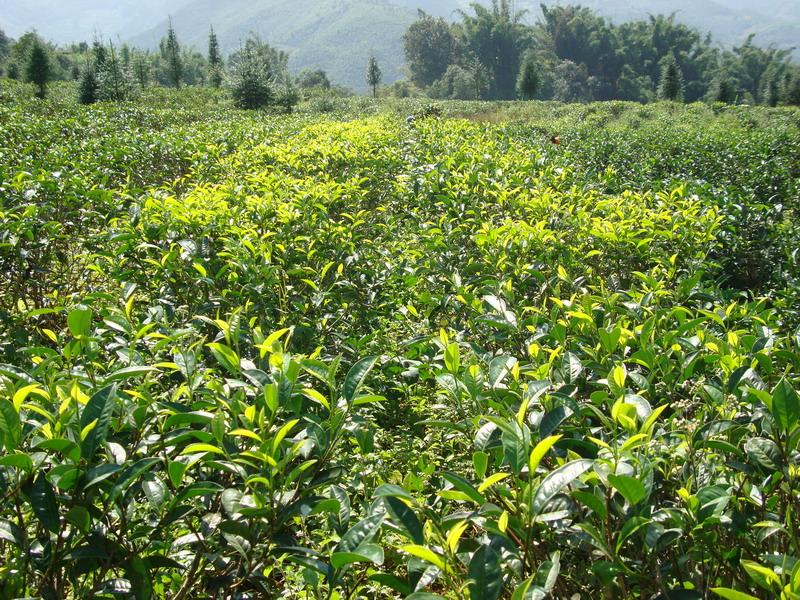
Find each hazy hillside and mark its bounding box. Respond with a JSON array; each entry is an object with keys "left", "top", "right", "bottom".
[
  {"left": 0, "top": 0, "right": 191, "bottom": 43},
  {"left": 130, "top": 0, "right": 417, "bottom": 92}
]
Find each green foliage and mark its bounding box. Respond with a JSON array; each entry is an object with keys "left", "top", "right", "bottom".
[
  {"left": 274, "top": 74, "right": 301, "bottom": 113},
  {"left": 297, "top": 68, "right": 331, "bottom": 92},
  {"left": 762, "top": 69, "right": 781, "bottom": 107},
  {"left": 0, "top": 27, "right": 10, "bottom": 77},
  {"left": 708, "top": 73, "right": 738, "bottom": 104},
  {"left": 78, "top": 41, "right": 137, "bottom": 104},
  {"left": 516, "top": 52, "right": 539, "bottom": 100},
  {"left": 785, "top": 70, "right": 800, "bottom": 105},
  {"left": 429, "top": 64, "right": 477, "bottom": 101},
  {"left": 457, "top": 0, "right": 528, "bottom": 100},
  {"left": 552, "top": 59, "right": 597, "bottom": 103},
  {"left": 96, "top": 43, "right": 137, "bottom": 102},
  {"left": 0, "top": 89, "right": 799, "bottom": 598},
  {"left": 10, "top": 32, "right": 72, "bottom": 84}
]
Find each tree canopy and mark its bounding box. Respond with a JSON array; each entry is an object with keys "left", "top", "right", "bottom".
[{"left": 403, "top": 3, "right": 800, "bottom": 105}]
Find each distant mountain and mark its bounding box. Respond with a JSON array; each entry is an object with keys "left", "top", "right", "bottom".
[
  {"left": 389, "top": 0, "right": 463, "bottom": 18},
  {"left": 1, "top": 0, "right": 797, "bottom": 91}
]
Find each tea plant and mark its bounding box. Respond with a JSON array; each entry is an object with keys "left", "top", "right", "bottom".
[{"left": 1, "top": 83, "right": 799, "bottom": 598}]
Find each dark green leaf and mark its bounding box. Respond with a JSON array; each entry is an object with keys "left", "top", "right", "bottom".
[
  {"left": 104, "top": 366, "right": 159, "bottom": 383},
  {"left": 532, "top": 459, "right": 593, "bottom": 515},
  {"left": 80, "top": 384, "right": 118, "bottom": 460},
  {"left": 771, "top": 378, "right": 800, "bottom": 433},
  {"left": 336, "top": 513, "right": 384, "bottom": 553},
  {"left": 370, "top": 573, "right": 411, "bottom": 595},
  {"left": 385, "top": 496, "right": 424, "bottom": 544},
  {"left": 539, "top": 404, "right": 573, "bottom": 438},
  {"left": 207, "top": 342, "right": 240, "bottom": 374},
  {"left": 744, "top": 437, "right": 781, "bottom": 471},
  {"left": 0, "top": 400, "right": 20, "bottom": 452},
  {"left": 468, "top": 545, "right": 502, "bottom": 600},
  {"left": 343, "top": 356, "right": 379, "bottom": 403},
  {"left": 561, "top": 352, "right": 583, "bottom": 384},
  {"left": 373, "top": 484, "right": 414, "bottom": 500},
  {"left": 32, "top": 473, "right": 60, "bottom": 533},
  {"left": 108, "top": 458, "right": 161, "bottom": 503},
  {"left": 331, "top": 543, "right": 384, "bottom": 569},
  {"left": 0, "top": 453, "right": 33, "bottom": 471},
  {"left": 536, "top": 551, "right": 560, "bottom": 592},
  {"left": 126, "top": 555, "right": 153, "bottom": 600},
  {"left": 0, "top": 518, "right": 26, "bottom": 547}
]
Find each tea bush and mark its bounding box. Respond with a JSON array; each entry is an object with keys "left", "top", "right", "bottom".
[{"left": 1, "top": 83, "right": 799, "bottom": 599}]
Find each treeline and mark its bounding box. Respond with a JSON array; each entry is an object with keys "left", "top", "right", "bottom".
[
  {"left": 0, "top": 24, "right": 353, "bottom": 109},
  {"left": 0, "top": 31, "right": 209, "bottom": 89},
  {"left": 403, "top": 1, "right": 800, "bottom": 104},
  {"left": 4, "top": 3, "right": 799, "bottom": 108}
]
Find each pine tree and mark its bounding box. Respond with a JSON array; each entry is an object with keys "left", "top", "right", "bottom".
[
  {"left": 709, "top": 74, "right": 736, "bottom": 104},
  {"left": 274, "top": 73, "right": 301, "bottom": 113},
  {"left": 25, "top": 38, "right": 51, "bottom": 99},
  {"left": 366, "top": 56, "right": 382, "bottom": 98},
  {"left": 208, "top": 26, "right": 223, "bottom": 88},
  {"left": 78, "top": 39, "right": 106, "bottom": 104},
  {"left": 516, "top": 53, "right": 539, "bottom": 100},
  {"left": 230, "top": 41, "right": 273, "bottom": 109},
  {"left": 93, "top": 39, "right": 107, "bottom": 70},
  {"left": 161, "top": 18, "right": 183, "bottom": 88},
  {"left": 467, "top": 56, "right": 489, "bottom": 100},
  {"left": 98, "top": 42, "right": 135, "bottom": 102},
  {"left": 133, "top": 51, "right": 150, "bottom": 89},
  {"left": 78, "top": 63, "right": 99, "bottom": 104},
  {"left": 784, "top": 71, "right": 800, "bottom": 106},
  {"left": 762, "top": 72, "right": 780, "bottom": 107},
  {"left": 658, "top": 54, "right": 684, "bottom": 102}
]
